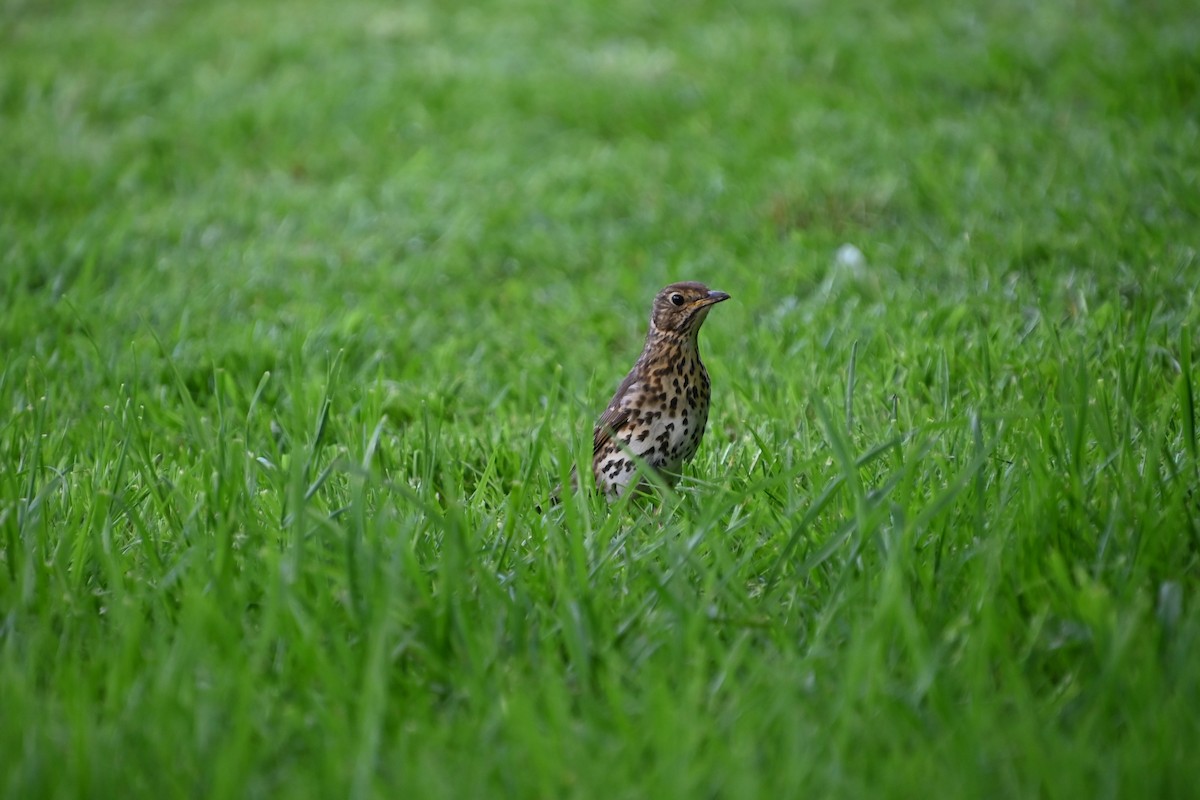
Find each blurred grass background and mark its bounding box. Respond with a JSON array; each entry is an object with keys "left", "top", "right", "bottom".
[{"left": 2, "top": 0, "right": 1199, "bottom": 796}]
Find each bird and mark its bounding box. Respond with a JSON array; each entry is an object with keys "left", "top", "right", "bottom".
[{"left": 584, "top": 281, "right": 730, "bottom": 500}]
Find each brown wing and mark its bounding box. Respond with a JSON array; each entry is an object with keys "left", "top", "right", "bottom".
[{"left": 592, "top": 370, "right": 638, "bottom": 455}]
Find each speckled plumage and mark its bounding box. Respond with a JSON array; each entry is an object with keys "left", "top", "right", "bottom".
[{"left": 589, "top": 281, "right": 730, "bottom": 499}]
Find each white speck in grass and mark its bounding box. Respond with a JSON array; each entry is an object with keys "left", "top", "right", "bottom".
[{"left": 834, "top": 243, "right": 866, "bottom": 273}]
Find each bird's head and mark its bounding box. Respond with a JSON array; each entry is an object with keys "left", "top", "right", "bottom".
[{"left": 650, "top": 281, "right": 731, "bottom": 336}]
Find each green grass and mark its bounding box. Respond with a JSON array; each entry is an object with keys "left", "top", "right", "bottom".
[{"left": 2, "top": 0, "right": 1199, "bottom": 796}]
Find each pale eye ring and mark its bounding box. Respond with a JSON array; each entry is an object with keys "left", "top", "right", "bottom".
[{"left": 670, "top": 293, "right": 685, "bottom": 306}]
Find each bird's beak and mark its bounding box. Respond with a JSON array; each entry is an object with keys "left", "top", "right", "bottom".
[{"left": 702, "top": 290, "right": 731, "bottom": 305}]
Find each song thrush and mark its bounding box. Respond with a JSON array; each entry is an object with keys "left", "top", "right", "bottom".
[{"left": 586, "top": 281, "right": 730, "bottom": 499}]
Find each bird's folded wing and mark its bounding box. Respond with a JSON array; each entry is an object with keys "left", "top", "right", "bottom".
[{"left": 592, "top": 371, "right": 638, "bottom": 455}]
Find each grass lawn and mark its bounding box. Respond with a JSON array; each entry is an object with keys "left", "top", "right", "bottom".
[{"left": 2, "top": 0, "right": 1199, "bottom": 796}]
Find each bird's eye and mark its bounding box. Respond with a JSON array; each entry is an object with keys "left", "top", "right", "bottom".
[{"left": 670, "top": 293, "right": 685, "bottom": 307}]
